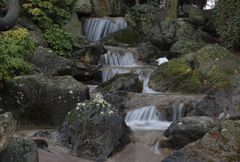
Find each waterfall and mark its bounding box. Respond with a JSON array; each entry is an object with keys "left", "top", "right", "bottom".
[
  {"left": 104, "top": 50, "right": 136, "bottom": 66},
  {"left": 138, "top": 71, "right": 158, "bottom": 94},
  {"left": 125, "top": 105, "right": 171, "bottom": 130},
  {"left": 102, "top": 68, "right": 130, "bottom": 82},
  {"left": 172, "top": 103, "right": 184, "bottom": 121},
  {"left": 84, "top": 17, "right": 127, "bottom": 41},
  {"left": 102, "top": 49, "right": 137, "bottom": 82}
]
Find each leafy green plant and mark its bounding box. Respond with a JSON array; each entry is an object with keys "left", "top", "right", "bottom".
[
  {"left": 22, "top": 0, "right": 75, "bottom": 28},
  {"left": 0, "top": 28, "right": 37, "bottom": 80},
  {"left": 22, "top": 0, "right": 75, "bottom": 57},
  {"left": 44, "top": 25, "right": 73, "bottom": 57}
]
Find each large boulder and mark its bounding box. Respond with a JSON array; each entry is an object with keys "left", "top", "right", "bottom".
[
  {"left": 149, "top": 44, "right": 240, "bottom": 93},
  {"left": 0, "top": 75, "right": 89, "bottom": 126},
  {"left": 59, "top": 94, "right": 131, "bottom": 161},
  {"left": 95, "top": 73, "right": 143, "bottom": 93},
  {"left": 0, "top": 112, "right": 16, "bottom": 153},
  {"left": 191, "top": 73, "right": 240, "bottom": 118},
  {"left": 0, "top": 137, "right": 38, "bottom": 162},
  {"left": 164, "top": 116, "right": 215, "bottom": 149},
  {"left": 31, "top": 47, "right": 88, "bottom": 77},
  {"left": 162, "top": 120, "right": 240, "bottom": 162}
]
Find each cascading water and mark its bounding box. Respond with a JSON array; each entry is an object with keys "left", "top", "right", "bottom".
[
  {"left": 172, "top": 103, "right": 184, "bottom": 121},
  {"left": 102, "top": 49, "right": 137, "bottom": 82},
  {"left": 84, "top": 17, "right": 127, "bottom": 41},
  {"left": 102, "top": 47, "right": 159, "bottom": 93},
  {"left": 125, "top": 105, "right": 171, "bottom": 130}
]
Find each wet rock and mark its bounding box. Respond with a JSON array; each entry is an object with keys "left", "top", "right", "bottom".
[
  {"left": 0, "top": 137, "right": 39, "bottom": 162},
  {"left": 95, "top": 73, "right": 143, "bottom": 93},
  {"left": 0, "top": 112, "right": 16, "bottom": 153},
  {"left": 59, "top": 94, "right": 132, "bottom": 161},
  {"left": 0, "top": 75, "right": 89, "bottom": 126},
  {"left": 150, "top": 44, "right": 240, "bottom": 93},
  {"left": 162, "top": 120, "right": 240, "bottom": 162},
  {"left": 123, "top": 93, "right": 204, "bottom": 120},
  {"left": 164, "top": 116, "right": 215, "bottom": 149}
]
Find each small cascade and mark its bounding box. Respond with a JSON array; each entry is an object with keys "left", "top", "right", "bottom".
[
  {"left": 104, "top": 50, "right": 137, "bottom": 66},
  {"left": 172, "top": 103, "right": 184, "bottom": 121},
  {"left": 84, "top": 17, "right": 127, "bottom": 41},
  {"left": 102, "top": 48, "right": 138, "bottom": 82},
  {"left": 102, "top": 47, "right": 159, "bottom": 94},
  {"left": 125, "top": 105, "right": 171, "bottom": 130},
  {"left": 138, "top": 71, "right": 158, "bottom": 94}
]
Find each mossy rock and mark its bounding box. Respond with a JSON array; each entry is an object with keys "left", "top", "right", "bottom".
[
  {"left": 162, "top": 120, "right": 240, "bottom": 162},
  {"left": 150, "top": 44, "right": 240, "bottom": 94},
  {"left": 150, "top": 58, "right": 203, "bottom": 93}
]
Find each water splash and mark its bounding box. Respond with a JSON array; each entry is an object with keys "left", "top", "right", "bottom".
[
  {"left": 125, "top": 105, "right": 171, "bottom": 130},
  {"left": 84, "top": 17, "right": 127, "bottom": 41},
  {"left": 138, "top": 71, "right": 158, "bottom": 94},
  {"left": 153, "top": 141, "right": 160, "bottom": 155},
  {"left": 156, "top": 57, "right": 168, "bottom": 66}
]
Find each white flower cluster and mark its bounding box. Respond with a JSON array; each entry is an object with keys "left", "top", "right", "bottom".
[{"left": 91, "top": 93, "right": 110, "bottom": 108}]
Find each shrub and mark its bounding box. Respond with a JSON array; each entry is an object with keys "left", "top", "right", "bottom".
[
  {"left": 22, "top": 0, "right": 75, "bottom": 57},
  {"left": 22, "top": 0, "right": 75, "bottom": 28},
  {"left": 43, "top": 25, "right": 73, "bottom": 57},
  {"left": 0, "top": 28, "right": 37, "bottom": 80},
  {"left": 214, "top": 0, "right": 240, "bottom": 50}
]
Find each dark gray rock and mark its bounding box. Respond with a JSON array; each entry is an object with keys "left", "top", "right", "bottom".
[
  {"left": 59, "top": 94, "right": 132, "bottom": 161},
  {"left": 0, "top": 75, "right": 89, "bottom": 126},
  {"left": 149, "top": 44, "right": 240, "bottom": 94},
  {"left": 0, "top": 137, "right": 38, "bottom": 162},
  {"left": 95, "top": 73, "right": 143, "bottom": 93},
  {"left": 31, "top": 47, "right": 89, "bottom": 78},
  {"left": 162, "top": 120, "right": 240, "bottom": 162},
  {"left": 164, "top": 116, "right": 215, "bottom": 148},
  {"left": 0, "top": 112, "right": 16, "bottom": 153}
]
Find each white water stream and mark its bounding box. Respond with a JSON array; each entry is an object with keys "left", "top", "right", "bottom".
[
  {"left": 125, "top": 105, "right": 171, "bottom": 131},
  {"left": 84, "top": 17, "right": 127, "bottom": 41}
]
